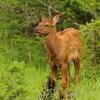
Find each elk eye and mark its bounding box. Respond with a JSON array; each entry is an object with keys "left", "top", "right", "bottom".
[{"left": 45, "top": 25, "right": 48, "bottom": 27}]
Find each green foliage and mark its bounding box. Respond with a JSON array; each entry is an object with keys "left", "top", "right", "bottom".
[
  {"left": 80, "top": 20, "right": 100, "bottom": 66},
  {"left": 0, "top": 31, "right": 48, "bottom": 69},
  {"left": 0, "top": 60, "right": 49, "bottom": 100}
]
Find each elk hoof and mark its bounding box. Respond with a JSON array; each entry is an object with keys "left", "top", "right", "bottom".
[
  {"left": 47, "top": 77, "right": 55, "bottom": 90},
  {"left": 59, "top": 90, "right": 66, "bottom": 100}
]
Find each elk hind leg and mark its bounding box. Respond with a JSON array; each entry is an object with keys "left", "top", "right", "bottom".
[{"left": 74, "top": 57, "right": 80, "bottom": 87}]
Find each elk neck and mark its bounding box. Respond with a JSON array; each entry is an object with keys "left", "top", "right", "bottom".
[
  {"left": 44, "top": 26, "right": 60, "bottom": 56},
  {"left": 45, "top": 26, "right": 58, "bottom": 42}
]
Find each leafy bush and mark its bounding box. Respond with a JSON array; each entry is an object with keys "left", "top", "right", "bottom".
[{"left": 80, "top": 20, "right": 100, "bottom": 66}]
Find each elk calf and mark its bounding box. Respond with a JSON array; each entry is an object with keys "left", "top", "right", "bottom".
[{"left": 34, "top": 13, "right": 81, "bottom": 96}]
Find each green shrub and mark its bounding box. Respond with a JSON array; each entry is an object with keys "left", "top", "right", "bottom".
[{"left": 80, "top": 20, "right": 100, "bottom": 66}]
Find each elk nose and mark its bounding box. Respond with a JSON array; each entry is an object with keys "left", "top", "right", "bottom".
[
  {"left": 33, "top": 27, "right": 39, "bottom": 36},
  {"left": 33, "top": 27, "right": 37, "bottom": 32}
]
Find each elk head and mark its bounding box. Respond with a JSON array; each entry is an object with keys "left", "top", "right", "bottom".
[{"left": 34, "top": 12, "right": 62, "bottom": 36}]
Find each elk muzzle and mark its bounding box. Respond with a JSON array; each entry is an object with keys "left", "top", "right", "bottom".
[{"left": 33, "top": 27, "right": 39, "bottom": 36}]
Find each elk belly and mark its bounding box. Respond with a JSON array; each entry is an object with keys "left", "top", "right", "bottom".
[{"left": 68, "top": 50, "right": 79, "bottom": 62}]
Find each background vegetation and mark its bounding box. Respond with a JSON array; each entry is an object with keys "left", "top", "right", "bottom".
[{"left": 0, "top": 0, "right": 100, "bottom": 100}]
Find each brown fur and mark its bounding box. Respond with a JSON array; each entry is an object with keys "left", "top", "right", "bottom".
[{"left": 34, "top": 13, "right": 81, "bottom": 93}]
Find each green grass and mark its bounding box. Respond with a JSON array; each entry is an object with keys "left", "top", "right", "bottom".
[
  {"left": 52, "top": 65, "right": 100, "bottom": 100},
  {"left": 23, "top": 65, "right": 100, "bottom": 100},
  {"left": 0, "top": 58, "right": 100, "bottom": 100}
]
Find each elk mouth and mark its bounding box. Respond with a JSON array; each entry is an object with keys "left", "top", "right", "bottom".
[
  {"left": 34, "top": 30, "right": 49, "bottom": 37},
  {"left": 33, "top": 27, "right": 39, "bottom": 36},
  {"left": 33, "top": 28, "right": 49, "bottom": 37},
  {"left": 34, "top": 32, "right": 39, "bottom": 36}
]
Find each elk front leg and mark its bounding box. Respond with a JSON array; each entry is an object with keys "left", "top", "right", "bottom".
[
  {"left": 41, "top": 64, "right": 57, "bottom": 100},
  {"left": 47, "top": 64, "right": 57, "bottom": 91},
  {"left": 59, "top": 63, "right": 69, "bottom": 99},
  {"left": 61, "top": 63, "right": 69, "bottom": 90}
]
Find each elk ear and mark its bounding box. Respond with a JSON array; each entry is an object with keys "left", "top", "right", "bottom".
[
  {"left": 52, "top": 12, "right": 62, "bottom": 25},
  {"left": 41, "top": 16, "right": 46, "bottom": 20}
]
